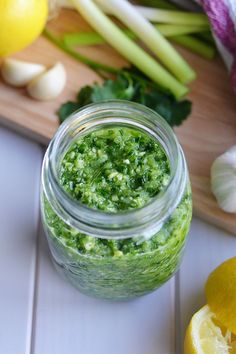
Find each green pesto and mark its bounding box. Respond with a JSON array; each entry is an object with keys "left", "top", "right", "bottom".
[
  {"left": 59, "top": 127, "right": 170, "bottom": 212},
  {"left": 42, "top": 127, "right": 192, "bottom": 300}
]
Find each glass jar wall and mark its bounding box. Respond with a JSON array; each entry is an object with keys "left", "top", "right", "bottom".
[{"left": 41, "top": 101, "right": 192, "bottom": 300}]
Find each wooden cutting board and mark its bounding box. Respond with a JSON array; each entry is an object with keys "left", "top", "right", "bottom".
[{"left": 0, "top": 9, "right": 236, "bottom": 235}]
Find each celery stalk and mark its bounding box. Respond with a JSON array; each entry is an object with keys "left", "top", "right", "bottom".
[
  {"left": 63, "top": 25, "right": 209, "bottom": 47},
  {"left": 172, "top": 35, "right": 216, "bottom": 59},
  {"left": 95, "top": 0, "right": 195, "bottom": 83},
  {"left": 70, "top": 0, "right": 188, "bottom": 98}
]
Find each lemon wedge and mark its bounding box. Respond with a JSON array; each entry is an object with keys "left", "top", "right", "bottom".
[
  {"left": 184, "top": 305, "right": 236, "bottom": 354},
  {"left": 205, "top": 257, "right": 236, "bottom": 335}
]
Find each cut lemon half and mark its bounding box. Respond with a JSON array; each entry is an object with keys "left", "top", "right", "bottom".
[
  {"left": 205, "top": 257, "right": 236, "bottom": 335},
  {"left": 184, "top": 305, "right": 236, "bottom": 354}
]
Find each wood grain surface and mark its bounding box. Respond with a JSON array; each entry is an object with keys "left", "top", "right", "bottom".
[{"left": 0, "top": 9, "right": 235, "bottom": 234}]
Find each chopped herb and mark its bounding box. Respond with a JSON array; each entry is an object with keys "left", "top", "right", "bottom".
[{"left": 59, "top": 127, "right": 171, "bottom": 212}]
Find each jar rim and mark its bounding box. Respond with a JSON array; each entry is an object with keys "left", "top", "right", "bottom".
[{"left": 42, "top": 100, "right": 187, "bottom": 240}]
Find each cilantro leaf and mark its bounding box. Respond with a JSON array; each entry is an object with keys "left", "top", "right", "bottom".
[
  {"left": 91, "top": 75, "right": 136, "bottom": 101},
  {"left": 58, "top": 101, "right": 82, "bottom": 123},
  {"left": 77, "top": 85, "right": 94, "bottom": 106},
  {"left": 135, "top": 90, "right": 192, "bottom": 126}
]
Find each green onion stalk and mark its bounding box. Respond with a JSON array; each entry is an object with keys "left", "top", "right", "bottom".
[
  {"left": 95, "top": 0, "right": 196, "bottom": 83},
  {"left": 70, "top": 0, "right": 189, "bottom": 98}
]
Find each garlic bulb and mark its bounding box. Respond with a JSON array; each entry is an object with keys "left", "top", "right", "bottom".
[
  {"left": 27, "top": 62, "right": 66, "bottom": 100},
  {"left": 1, "top": 59, "right": 46, "bottom": 87},
  {"left": 211, "top": 146, "right": 236, "bottom": 213}
]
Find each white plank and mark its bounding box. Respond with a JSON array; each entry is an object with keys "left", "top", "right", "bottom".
[
  {"left": 0, "top": 126, "right": 42, "bottom": 354},
  {"left": 177, "top": 218, "right": 236, "bottom": 352},
  {"left": 33, "top": 226, "right": 176, "bottom": 354}
]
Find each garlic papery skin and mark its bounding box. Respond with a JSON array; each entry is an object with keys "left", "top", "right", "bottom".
[
  {"left": 211, "top": 146, "right": 236, "bottom": 213},
  {"left": 1, "top": 59, "right": 46, "bottom": 87},
  {"left": 27, "top": 62, "right": 66, "bottom": 100}
]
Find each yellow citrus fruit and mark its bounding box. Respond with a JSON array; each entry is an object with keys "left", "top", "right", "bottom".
[
  {"left": 0, "top": 0, "right": 48, "bottom": 57},
  {"left": 184, "top": 305, "right": 236, "bottom": 354},
  {"left": 205, "top": 257, "right": 236, "bottom": 335}
]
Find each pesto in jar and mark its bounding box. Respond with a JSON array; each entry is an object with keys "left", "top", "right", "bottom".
[
  {"left": 59, "top": 127, "right": 170, "bottom": 212},
  {"left": 42, "top": 126, "right": 192, "bottom": 299}
]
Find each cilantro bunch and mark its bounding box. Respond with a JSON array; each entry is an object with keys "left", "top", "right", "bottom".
[{"left": 58, "top": 68, "right": 191, "bottom": 127}]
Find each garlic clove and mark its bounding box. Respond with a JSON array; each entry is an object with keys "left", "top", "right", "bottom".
[
  {"left": 211, "top": 146, "right": 236, "bottom": 213},
  {"left": 27, "top": 62, "right": 66, "bottom": 101},
  {"left": 1, "top": 58, "right": 46, "bottom": 87}
]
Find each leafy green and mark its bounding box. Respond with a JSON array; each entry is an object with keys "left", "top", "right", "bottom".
[
  {"left": 58, "top": 69, "right": 191, "bottom": 127},
  {"left": 58, "top": 101, "right": 82, "bottom": 120}
]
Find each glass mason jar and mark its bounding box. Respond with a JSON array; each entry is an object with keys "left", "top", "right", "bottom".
[{"left": 41, "top": 101, "right": 192, "bottom": 300}]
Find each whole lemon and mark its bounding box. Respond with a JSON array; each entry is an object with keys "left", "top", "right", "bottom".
[{"left": 0, "top": 0, "right": 48, "bottom": 57}]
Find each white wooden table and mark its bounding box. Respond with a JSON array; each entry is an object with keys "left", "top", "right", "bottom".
[{"left": 0, "top": 125, "right": 235, "bottom": 354}]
